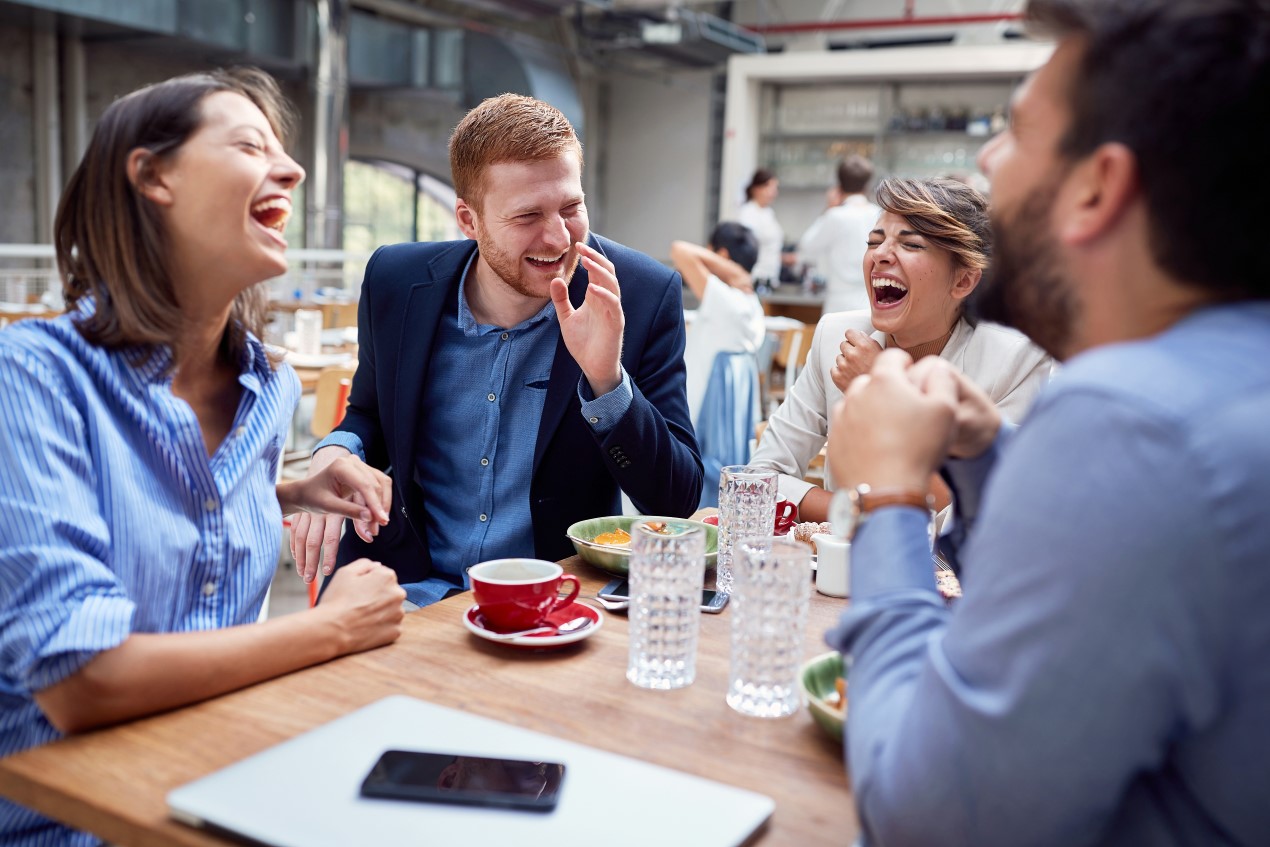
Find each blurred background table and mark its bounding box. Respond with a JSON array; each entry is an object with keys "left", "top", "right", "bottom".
[{"left": 0, "top": 557, "right": 857, "bottom": 846}]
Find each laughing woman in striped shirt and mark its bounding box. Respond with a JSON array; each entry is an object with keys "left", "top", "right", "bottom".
[{"left": 0, "top": 69, "right": 406, "bottom": 846}]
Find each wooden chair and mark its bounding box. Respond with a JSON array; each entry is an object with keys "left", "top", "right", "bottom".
[
  {"left": 320, "top": 301, "right": 358, "bottom": 329},
  {"left": 310, "top": 365, "right": 356, "bottom": 439},
  {"left": 305, "top": 365, "right": 355, "bottom": 608},
  {"left": 763, "top": 323, "right": 812, "bottom": 412}
]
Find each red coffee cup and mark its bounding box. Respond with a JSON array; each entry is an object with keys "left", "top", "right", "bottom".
[
  {"left": 467, "top": 559, "right": 581, "bottom": 633},
  {"left": 774, "top": 499, "right": 798, "bottom": 535}
]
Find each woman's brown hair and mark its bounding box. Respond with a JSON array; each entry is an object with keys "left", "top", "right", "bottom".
[
  {"left": 874, "top": 177, "right": 991, "bottom": 271},
  {"left": 54, "top": 67, "right": 296, "bottom": 369}
]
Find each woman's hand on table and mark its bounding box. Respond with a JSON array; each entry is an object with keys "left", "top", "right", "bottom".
[
  {"left": 282, "top": 447, "right": 391, "bottom": 584},
  {"left": 314, "top": 559, "right": 406, "bottom": 652},
  {"left": 830, "top": 329, "right": 884, "bottom": 394}
]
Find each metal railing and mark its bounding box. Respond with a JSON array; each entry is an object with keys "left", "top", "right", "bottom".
[{"left": 0, "top": 245, "right": 371, "bottom": 315}]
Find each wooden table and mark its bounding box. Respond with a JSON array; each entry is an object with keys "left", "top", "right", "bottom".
[{"left": 0, "top": 558, "right": 858, "bottom": 845}]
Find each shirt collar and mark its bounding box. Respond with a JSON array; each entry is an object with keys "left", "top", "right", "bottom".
[{"left": 456, "top": 248, "right": 557, "bottom": 338}]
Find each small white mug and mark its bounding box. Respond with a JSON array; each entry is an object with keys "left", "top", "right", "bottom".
[{"left": 812, "top": 533, "right": 850, "bottom": 598}]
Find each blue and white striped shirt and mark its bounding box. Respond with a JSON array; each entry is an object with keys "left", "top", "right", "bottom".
[{"left": 0, "top": 309, "right": 298, "bottom": 847}]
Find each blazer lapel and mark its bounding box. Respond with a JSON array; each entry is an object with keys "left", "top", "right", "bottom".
[
  {"left": 531, "top": 235, "right": 604, "bottom": 475},
  {"left": 394, "top": 242, "right": 474, "bottom": 484}
]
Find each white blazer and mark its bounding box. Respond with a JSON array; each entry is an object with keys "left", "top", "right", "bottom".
[{"left": 751, "top": 310, "right": 1054, "bottom": 505}]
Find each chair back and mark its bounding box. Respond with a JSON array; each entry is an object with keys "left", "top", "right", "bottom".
[{"left": 310, "top": 365, "right": 356, "bottom": 439}]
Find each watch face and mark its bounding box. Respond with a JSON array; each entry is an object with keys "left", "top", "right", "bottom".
[{"left": 828, "top": 489, "right": 854, "bottom": 538}]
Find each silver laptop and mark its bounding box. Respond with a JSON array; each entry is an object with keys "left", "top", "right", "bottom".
[{"left": 168, "top": 695, "right": 774, "bottom": 846}]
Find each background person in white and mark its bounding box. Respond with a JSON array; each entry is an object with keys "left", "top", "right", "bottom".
[
  {"left": 798, "top": 155, "right": 880, "bottom": 314},
  {"left": 735, "top": 168, "right": 785, "bottom": 286},
  {"left": 671, "top": 222, "right": 766, "bottom": 426}
]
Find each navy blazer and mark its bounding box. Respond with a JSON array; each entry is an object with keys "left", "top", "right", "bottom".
[{"left": 332, "top": 233, "right": 703, "bottom": 583}]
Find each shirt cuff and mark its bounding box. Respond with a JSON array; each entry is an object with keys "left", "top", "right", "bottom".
[
  {"left": 850, "top": 507, "right": 938, "bottom": 598},
  {"left": 314, "top": 430, "right": 365, "bottom": 462},
  {"left": 778, "top": 475, "right": 816, "bottom": 508},
  {"left": 578, "top": 369, "right": 633, "bottom": 434},
  {"left": 24, "top": 593, "right": 136, "bottom": 693},
  {"left": 941, "top": 422, "right": 1016, "bottom": 524}
]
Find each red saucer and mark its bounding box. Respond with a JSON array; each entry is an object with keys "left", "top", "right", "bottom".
[{"left": 463, "top": 601, "right": 602, "bottom": 650}]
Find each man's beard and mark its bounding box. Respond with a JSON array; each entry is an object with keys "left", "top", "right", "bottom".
[
  {"left": 474, "top": 226, "right": 583, "bottom": 299},
  {"left": 969, "top": 180, "right": 1078, "bottom": 361}
]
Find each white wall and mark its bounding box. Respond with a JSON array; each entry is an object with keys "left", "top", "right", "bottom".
[{"left": 596, "top": 68, "right": 715, "bottom": 265}]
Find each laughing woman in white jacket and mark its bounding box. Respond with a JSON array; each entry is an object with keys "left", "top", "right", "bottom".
[{"left": 750, "top": 177, "right": 1053, "bottom": 522}]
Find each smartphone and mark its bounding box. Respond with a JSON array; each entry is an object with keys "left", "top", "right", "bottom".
[
  {"left": 360, "top": 749, "right": 565, "bottom": 812},
  {"left": 600, "top": 578, "right": 729, "bottom": 613}
]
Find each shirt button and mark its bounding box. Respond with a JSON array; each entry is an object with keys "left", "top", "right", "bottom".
[
  {"left": 500, "top": 332, "right": 509, "bottom": 340},
  {"left": 487, "top": 393, "right": 496, "bottom": 402},
  {"left": 479, "top": 513, "right": 488, "bottom": 522},
  {"left": 232, "top": 426, "right": 247, "bottom": 438},
  {"left": 480, "top": 458, "right": 489, "bottom": 466},
  {"left": 202, "top": 581, "right": 217, "bottom": 596},
  {"left": 589, "top": 416, "right": 599, "bottom": 424},
  {"left": 203, "top": 497, "right": 218, "bottom": 512}
]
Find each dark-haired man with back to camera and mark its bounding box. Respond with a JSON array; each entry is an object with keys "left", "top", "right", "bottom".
[
  {"left": 797, "top": 154, "right": 879, "bottom": 314},
  {"left": 821, "top": 0, "right": 1270, "bottom": 844}
]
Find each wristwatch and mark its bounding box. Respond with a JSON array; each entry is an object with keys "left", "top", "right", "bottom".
[{"left": 829, "top": 484, "right": 934, "bottom": 541}]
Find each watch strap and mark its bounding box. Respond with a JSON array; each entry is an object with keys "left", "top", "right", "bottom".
[{"left": 857, "top": 488, "right": 933, "bottom": 514}]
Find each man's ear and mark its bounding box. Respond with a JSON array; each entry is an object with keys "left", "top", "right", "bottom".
[
  {"left": 455, "top": 198, "right": 479, "bottom": 240},
  {"left": 126, "top": 148, "right": 173, "bottom": 206},
  {"left": 715, "top": 246, "right": 731, "bottom": 262},
  {"left": 950, "top": 266, "right": 982, "bottom": 302},
  {"left": 1058, "top": 141, "right": 1138, "bottom": 247}
]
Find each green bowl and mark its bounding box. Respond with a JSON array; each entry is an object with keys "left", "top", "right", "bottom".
[
  {"left": 801, "top": 650, "right": 847, "bottom": 742},
  {"left": 565, "top": 515, "right": 718, "bottom": 576}
]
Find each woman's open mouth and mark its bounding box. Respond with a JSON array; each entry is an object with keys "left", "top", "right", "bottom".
[
  {"left": 872, "top": 276, "right": 909, "bottom": 308},
  {"left": 250, "top": 197, "right": 291, "bottom": 243}
]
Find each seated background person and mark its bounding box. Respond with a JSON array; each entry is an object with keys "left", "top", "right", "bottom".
[
  {"left": 823, "top": 0, "right": 1270, "bottom": 842},
  {"left": 671, "top": 222, "right": 766, "bottom": 428},
  {"left": 750, "top": 177, "right": 1051, "bottom": 521},
  {"left": 0, "top": 69, "right": 405, "bottom": 846},
  {"left": 290, "top": 94, "right": 702, "bottom": 607}
]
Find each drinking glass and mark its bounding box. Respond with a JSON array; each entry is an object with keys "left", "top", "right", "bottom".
[
  {"left": 293, "top": 308, "right": 323, "bottom": 356},
  {"left": 626, "top": 520, "right": 706, "bottom": 690},
  {"left": 716, "top": 466, "right": 778, "bottom": 595},
  {"left": 727, "top": 536, "right": 812, "bottom": 718}
]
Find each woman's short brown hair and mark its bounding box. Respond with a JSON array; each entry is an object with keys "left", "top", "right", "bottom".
[
  {"left": 874, "top": 177, "right": 991, "bottom": 271},
  {"left": 448, "top": 94, "right": 583, "bottom": 212},
  {"left": 54, "top": 67, "right": 296, "bottom": 368}
]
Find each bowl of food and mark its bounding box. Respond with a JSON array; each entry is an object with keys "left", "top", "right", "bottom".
[
  {"left": 801, "top": 650, "right": 847, "bottom": 742},
  {"left": 565, "top": 515, "right": 718, "bottom": 576}
]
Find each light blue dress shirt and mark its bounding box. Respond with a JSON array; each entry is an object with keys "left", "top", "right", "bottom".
[
  {"left": 0, "top": 309, "right": 297, "bottom": 847},
  {"left": 318, "top": 252, "right": 633, "bottom": 607},
  {"left": 827, "top": 303, "right": 1270, "bottom": 846}
]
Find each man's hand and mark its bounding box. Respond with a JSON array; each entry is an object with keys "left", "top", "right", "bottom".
[
  {"left": 827, "top": 349, "right": 957, "bottom": 491},
  {"left": 907, "top": 357, "right": 1002, "bottom": 459},
  {"left": 286, "top": 446, "right": 388, "bottom": 585},
  {"left": 830, "top": 329, "right": 884, "bottom": 393},
  {"left": 552, "top": 241, "right": 624, "bottom": 396},
  {"left": 314, "top": 559, "right": 406, "bottom": 652}
]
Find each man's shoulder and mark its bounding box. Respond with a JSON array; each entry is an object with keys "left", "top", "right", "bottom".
[{"left": 592, "top": 234, "right": 675, "bottom": 286}]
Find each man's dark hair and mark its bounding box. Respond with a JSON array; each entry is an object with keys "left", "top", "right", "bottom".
[
  {"left": 837, "top": 155, "right": 873, "bottom": 195},
  {"left": 709, "top": 221, "right": 760, "bottom": 273},
  {"left": 1026, "top": 0, "right": 1270, "bottom": 298}
]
